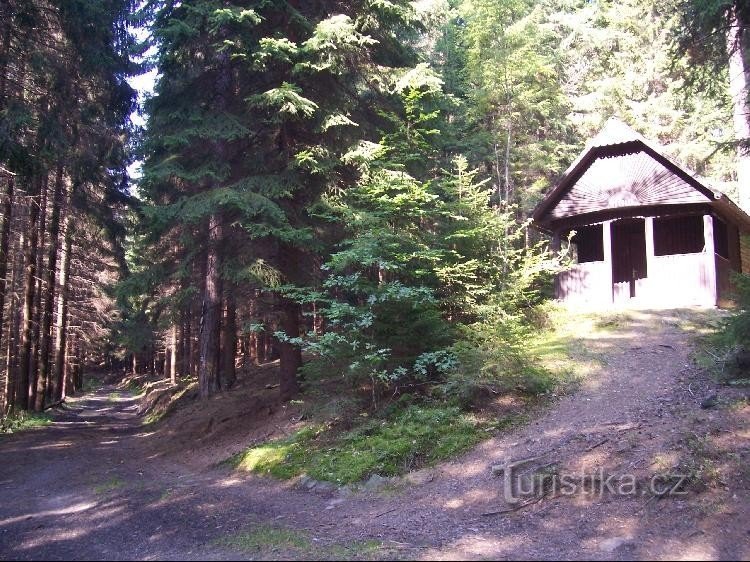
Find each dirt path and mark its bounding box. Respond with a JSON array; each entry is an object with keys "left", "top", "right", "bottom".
[{"left": 1, "top": 309, "right": 749, "bottom": 560}]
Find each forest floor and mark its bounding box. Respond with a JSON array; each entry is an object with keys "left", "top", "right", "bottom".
[{"left": 1, "top": 308, "right": 750, "bottom": 561}]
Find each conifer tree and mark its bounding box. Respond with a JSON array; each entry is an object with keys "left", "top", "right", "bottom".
[
  {"left": 137, "top": 0, "right": 421, "bottom": 400},
  {"left": 0, "top": 0, "right": 135, "bottom": 411},
  {"left": 670, "top": 0, "right": 750, "bottom": 208}
]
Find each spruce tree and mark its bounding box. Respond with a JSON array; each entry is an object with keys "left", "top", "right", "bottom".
[
  {"left": 0, "top": 0, "right": 135, "bottom": 411},
  {"left": 137, "top": 0, "right": 421, "bottom": 400}
]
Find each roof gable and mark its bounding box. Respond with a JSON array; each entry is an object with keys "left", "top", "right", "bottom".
[
  {"left": 533, "top": 118, "right": 724, "bottom": 227},
  {"left": 549, "top": 146, "right": 709, "bottom": 219}
]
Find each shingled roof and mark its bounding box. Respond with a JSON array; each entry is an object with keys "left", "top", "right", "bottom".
[{"left": 532, "top": 118, "right": 750, "bottom": 233}]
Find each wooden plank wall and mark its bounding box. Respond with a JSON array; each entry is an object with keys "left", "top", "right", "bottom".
[
  {"left": 741, "top": 235, "right": 750, "bottom": 274},
  {"left": 716, "top": 255, "right": 732, "bottom": 305},
  {"left": 646, "top": 252, "right": 715, "bottom": 307},
  {"left": 557, "top": 261, "right": 611, "bottom": 304}
]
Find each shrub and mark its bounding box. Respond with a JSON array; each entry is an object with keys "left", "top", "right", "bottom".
[
  {"left": 1, "top": 411, "right": 52, "bottom": 434},
  {"left": 442, "top": 311, "right": 557, "bottom": 407},
  {"left": 726, "top": 272, "right": 750, "bottom": 347}
]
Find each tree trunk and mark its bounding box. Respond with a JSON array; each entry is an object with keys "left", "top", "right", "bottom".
[
  {"left": 162, "top": 345, "right": 168, "bottom": 378},
  {"left": 277, "top": 298, "right": 301, "bottom": 401},
  {"left": 75, "top": 344, "right": 83, "bottom": 391},
  {"left": 198, "top": 214, "right": 222, "bottom": 398},
  {"left": 493, "top": 141, "right": 503, "bottom": 202},
  {"left": 264, "top": 320, "right": 275, "bottom": 361},
  {"left": 29, "top": 171, "right": 51, "bottom": 410},
  {"left": 36, "top": 166, "right": 64, "bottom": 409},
  {"left": 51, "top": 186, "right": 73, "bottom": 403},
  {"left": 250, "top": 331, "right": 258, "bottom": 364},
  {"left": 190, "top": 280, "right": 200, "bottom": 378},
  {"left": 727, "top": 2, "right": 750, "bottom": 211},
  {"left": 504, "top": 123, "right": 513, "bottom": 204},
  {"left": 179, "top": 309, "right": 188, "bottom": 379},
  {"left": 17, "top": 175, "right": 43, "bottom": 410},
  {"left": 168, "top": 324, "right": 177, "bottom": 385},
  {"left": 64, "top": 335, "right": 74, "bottom": 397},
  {"left": 0, "top": 4, "right": 14, "bottom": 112},
  {"left": 4, "top": 228, "right": 24, "bottom": 412},
  {"left": 220, "top": 288, "right": 237, "bottom": 389},
  {"left": 0, "top": 175, "right": 13, "bottom": 409}
]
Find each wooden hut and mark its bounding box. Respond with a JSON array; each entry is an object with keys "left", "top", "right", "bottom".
[{"left": 532, "top": 118, "right": 750, "bottom": 307}]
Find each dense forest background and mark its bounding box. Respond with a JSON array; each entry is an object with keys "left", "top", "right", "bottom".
[{"left": 0, "top": 0, "right": 748, "bottom": 414}]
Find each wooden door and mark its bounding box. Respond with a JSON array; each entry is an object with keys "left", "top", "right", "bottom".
[{"left": 612, "top": 218, "right": 647, "bottom": 299}]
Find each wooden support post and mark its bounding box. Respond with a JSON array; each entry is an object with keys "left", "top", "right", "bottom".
[
  {"left": 644, "top": 216, "right": 655, "bottom": 302},
  {"left": 550, "top": 231, "right": 561, "bottom": 251},
  {"left": 729, "top": 223, "right": 742, "bottom": 272},
  {"left": 703, "top": 214, "right": 717, "bottom": 305},
  {"left": 602, "top": 221, "right": 613, "bottom": 304},
  {"left": 551, "top": 231, "right": 561, "bottom": 300}
]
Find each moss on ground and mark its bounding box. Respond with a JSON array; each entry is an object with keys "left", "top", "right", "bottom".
[{"left": 231, "top": 403, "right": 516, "bottom": 484}]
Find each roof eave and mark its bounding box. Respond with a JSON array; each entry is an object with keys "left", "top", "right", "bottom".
[{"left": 712, "top": 194, "right": 750, "bottom": 233}]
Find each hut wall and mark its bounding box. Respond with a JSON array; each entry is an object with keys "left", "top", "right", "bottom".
[
  {"left": 556, "top": 261, "right": 611, "bottom": 304},
  {"left": 556, "top": 212, "right": 721, "bottom": 307},
  {"left": 644, "top": 252, "right": 715, "bottom": 306}
]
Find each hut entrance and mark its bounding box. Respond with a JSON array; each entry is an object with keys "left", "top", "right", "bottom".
[{"left": 612, "top": 218, "right": 647, "bottom": 300}]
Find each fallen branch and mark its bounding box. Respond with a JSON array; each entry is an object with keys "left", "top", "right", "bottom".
[
  {"left": 375, "top": 508, "right": 398, "bottom": 518},
  {"left": 481, "top": 492, "right": 549, "bottom": 516},
  {"left": 585, "top": 438, "right": 609, "bottom": 452},
  {"left": 44, "top": 399, "right": 65, "bottom": 411},
  {"left": 491, "top": 455, "right": 541, "bottom": 476},
  {"left": 703, "top": 348, "right": 721, "bottom": 361}
]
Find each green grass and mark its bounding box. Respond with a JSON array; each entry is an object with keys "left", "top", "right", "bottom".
[
  {"left": 524, "top": 304, "right": 615, "bottom": 385},
  {"left": 674, "top": 433, "right": 722, "bottom": 491},
  {"left": 216, "top": 523, "right": 384, "bottom": 559},
  {"left": 0, "top": 411, "right": 52, "bottom": 434},
  {"left": 127, "top": 380, "right": 145, "bottom": 395},
  {"left": 94, "top": 476, "right": 125, "bottom": 494},
  {"left": 82, "top": 377, "right": 103, "bottom": 393},
  {"left": 692, "top": 318, "right": 741, "bottom": 382},
  {"left": 218, "top": 525, "right": 309, "bottom": 551},
  {"left": 143, "top": 384, "right": 192, "bottom": 425},
  {"left": 231, "top": 425, "right": 322, "bottom": 480},
  {"left": 143, "top": 411, "right": 162, "bottom": 425},
  {"left": 231, "top": 404, "right": 498, "bottom": 485},
  {"left": 324, "top": 540, "right": 382, "bottom": 560},
  {"left": 529, "top": 305, "right": 725, "bottom": 383}
]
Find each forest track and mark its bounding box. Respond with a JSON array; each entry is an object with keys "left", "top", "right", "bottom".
[{"left": 1, "top": 308, "right": 749, "bottom": 561}]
